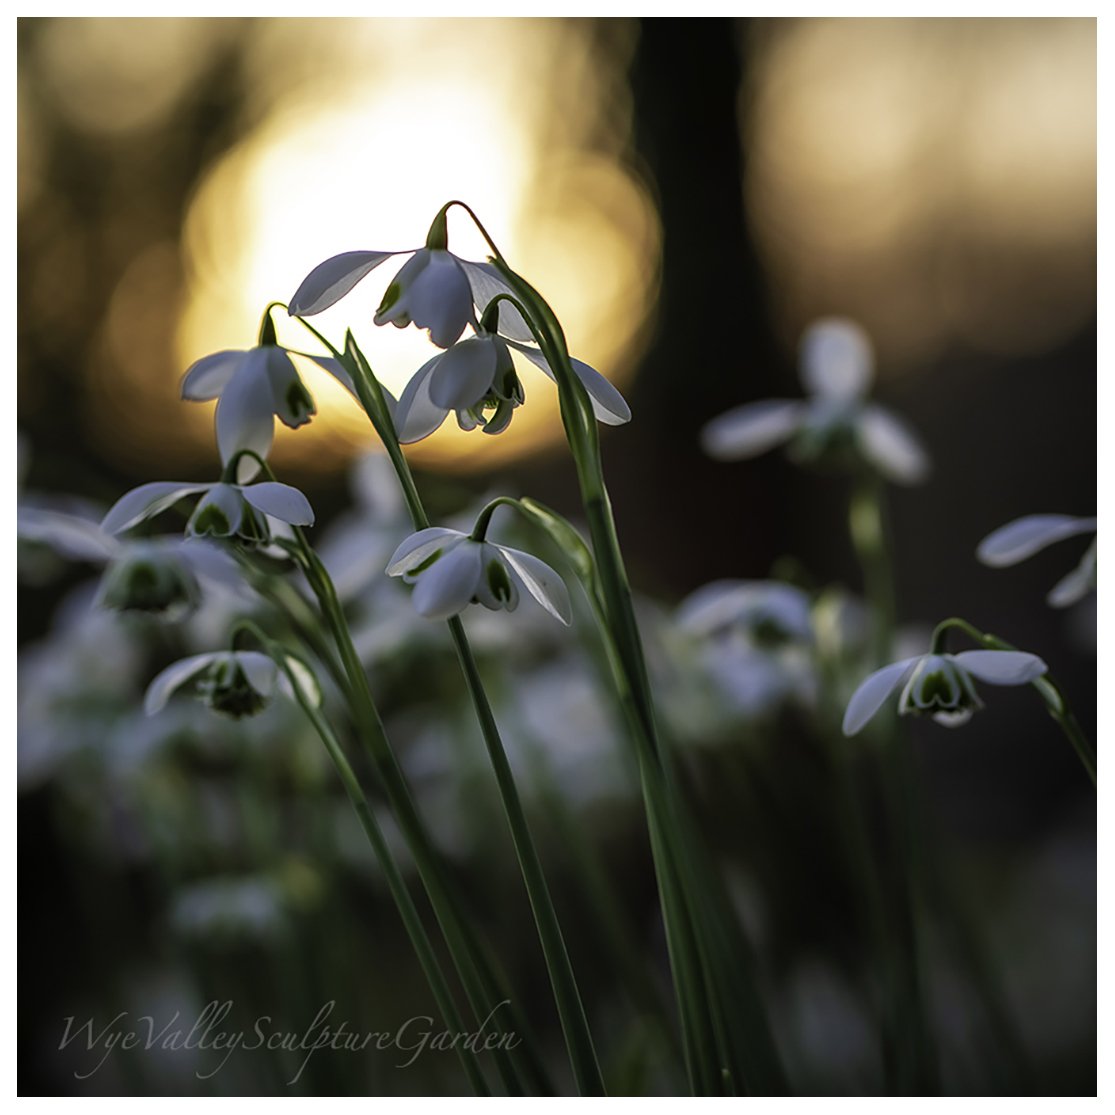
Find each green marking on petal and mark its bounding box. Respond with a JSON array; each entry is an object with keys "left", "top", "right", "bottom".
[
  {"left": 377, "top": 281, "right": 401, "bottom": 315},
  {"left": 407, "top": 548, "right": 443, "bottom": 576},
  {"left": 285, "top": 378, "right": 316, "bottom": 425},
  {"left": 190, "top": 504, "right": 231, "bottom": 537},
  {"left": 486, "top": 557, "right": 514, "bottom": 603}
]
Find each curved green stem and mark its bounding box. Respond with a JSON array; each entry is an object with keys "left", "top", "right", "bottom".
[{"left": 233, "top": 621, "right": 490, "bottom": 1096}]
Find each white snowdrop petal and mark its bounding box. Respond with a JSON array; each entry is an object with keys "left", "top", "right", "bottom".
[
  {"left": 277, "top": 654, "right": 323, "bottom": 707},
  {"left": 507, "top": 342, "right": 631, "bottom": 425},
  {"left": 265, "top": 348, "right": 314, "bottom": 428},
  {"left": 459, "top": 259, "right": 535, "bottom": 342},
  {"left": 386, "top": 527, "right": 465, "bottom": 576},
  {"left": 216, "top": 353, "right": 276, "bottom": 482},
  {"left": 700, "top": 400, "right": 804, "bottom": 460},
  {"left": 18, "top": 506, "right": 118, "bottom": 561},
  {"left": 303, "top": 355, "right": 359, "bottom": 401},
  {"left": 1047, "top": 540, "right": 1097, "bottom": 607},
  {"left": 497, "top": 544, "right": 572, "bottom": 624},
  {"left": 950, "top": 650, "right": 1047, "bottom": 686},
  {"left": 429, "top": 337, "right": 497, "bottom": 409},
  {"left": 977, "top": 515, "right": 1097, "bottom": 567},
  {"left": 181, "top": 350, "right": 247, "bottom": 400},
  {"left": 236, "top": 651, "right": 278, "bottom": 697},
  {"left": 395, "top": 355, "right": 449, "bottom": 443},
  {"left": 144, "top": 652, "right": 220, "bottom": 715},
  {"left": 411, "top": 541, "right": 483, "bottom": 620},
  {"left": 842, "top": 657, "right": 920, "bottom": 736},
  {"left": 241, "top": 482, "right": 315, "bottom": 526},
  {"left": 403, "top": 252, "right": 473, "bottom": 348},
  {"left": 102, "top": 482, "right": 211, "bottom": 535},
  {"left": 858, "top": 406, "right": 930, "bottom": 485},
  {"left": 800, "top": 318, "right": 873, "bottom": 400},
  {"left": 289, "top": 250, "right": 401, "bottom": 316}
]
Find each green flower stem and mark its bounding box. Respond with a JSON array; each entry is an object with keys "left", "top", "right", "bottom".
[
  {"left": 932, "top": 617, "right": 1097, "bottom": 786},
  {"left": 848, "top": 471, "right": 937, "bottom": 1094},
  {"left": 443, "top": 617, "right": 607, "bottom": 1096},
  {"left": 476, "top": 254, "right": 785, "bottom": 1095},
  {"left": 328, "top": 331, "right": 605, "bottom": 1096},
  {"left": 287, "top": 532, "right": 549, "bottom": 1096},
  {"left": 237, "top": 623, "right": 491, "bottom": 1096}
]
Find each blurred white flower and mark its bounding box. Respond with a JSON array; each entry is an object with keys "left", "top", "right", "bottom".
[
  {"left": 701, "top": 318, "right": 929, "bottom": 484},
  {"left": 842, "top": 649, "right": 1047, "bottom": 736},
  {"left": 102, "top": 478, "right": 313, "bottom": 545},
  {"left": 977, "top": 514, "right": 1097, "bottom": 607},
  {"left": 386, "top": 527, "right": 571, "bottom": 623}
]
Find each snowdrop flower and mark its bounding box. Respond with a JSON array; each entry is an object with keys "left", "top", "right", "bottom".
[
  {"left": 701, "top": 318, "right": 929, "bottom": 485},
  {"left": 842, "top": 648, "right": 1047, "bottom": 736},
  {"left": 392, "top": 318, "right": 632, "bottom": 443},
  {"left": 101, "top": 477, "right": 314, "bottom": 545},
  {"left": 145, "top": 649, "right": 319, "bottom": 719},
  {"left": 678, "top": 580, "right": 817, "bottom": 716},
  {"left": 386, "top": 527, "right": 571, "bottom": 624},
  {"left": 18, "top": 504, "right": 242, "bottom": 618},
  {"left": 977, "top": 514, "right": 1097, "bottom": 607},
  {"left": 290, "top": 245, "right": 477, "bottom": 349}
]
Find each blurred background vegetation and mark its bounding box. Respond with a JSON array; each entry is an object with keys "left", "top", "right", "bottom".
[{"left": 18, "top": 17, "right": 1095, "bottom": 1095}]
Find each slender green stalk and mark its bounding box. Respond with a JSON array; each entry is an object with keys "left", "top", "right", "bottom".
[
  {"left": 240, "top": 625, "right": 490, "bottom": 1095},
  {"left": 932, "top": 617, "right": 1096, "bottom": 786}
]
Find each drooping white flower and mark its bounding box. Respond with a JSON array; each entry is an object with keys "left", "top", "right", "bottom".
[
  {"left": 842, "top": 648, "right": 1047, "bottom": 736},
  {"left": 701, "top": 318, "right": 929, "bottom": 485},
  {"left": 386, "top": 526, "right": 571, "bottom": 624},
  {"left": 101, "top": 478, "right": 314, "bottom": 544},
  {"left": 181, "top": 341, "right": 355, "bottom": 482},
  {"left": 393, "top": 325, "right": 631, "bottom": 441},
  {"left": 18, "top": 503, "right": 243, "bottom": 618},
  {"left": 289, "top": 247, "right": 479, "bottom": 349},
  {"left": 145, "top": 649, "right": 321, "bottom": 719},
  {"left": 977, "top": 514, "right": 1097, "bottom": 607}
]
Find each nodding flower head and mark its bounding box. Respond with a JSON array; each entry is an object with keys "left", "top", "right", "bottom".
[
  {"left": 386, "top": 526, "right": 571, "bottom": 624},
  {"left": 977, "top": 514, "right": 1097, "bottom": 608},
  {"left": 145, "top": 650, "right": 279, "bottom": 719},
  {"left": 701, "top": 318, "right": 929, "bottom": 485},
  {"left": 842, "top": 648, "right": 1047, "bottom": 736},
  {"left": 97, "top": 543, "right": 201, "bottom": 619}
]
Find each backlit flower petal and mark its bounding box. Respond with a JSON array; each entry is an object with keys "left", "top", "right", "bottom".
[
  {"left": 264, "top": 348, "right": 315, "bottom": 429},
  {"left": 395, "top": 250, "right": 473, "bottom": 348},
  {"left": 144, "top": 652, "right": 220, "bottom": 715},
  {"left": 857, "top": 406, "right": 930, "bottom": 485},
  {"left": 507, "top": 341, "right": 631, "bottom": 425},
  {"left": 19, "top": 506, "right": 118, "bottom": 561},
  {"left": 181, "top": 350, "right": 247, "bottom": 401},
  {"left": 289, "top": 250, "right": 402, "bottom": 316},
  {"left": 216, "top": 351, "right": 276, "bottom": 482},
  {"left": 458, "top": 259, "right": 535, "bottom": 342},
  {"left": 102, "top": 482, "right": 211, "bottom": 535},
  {"left": 303, "top": 354, "right": 359, "bottom": 401},
  {"left": 842, "top": 656, "right": 920, "bottom": 736},
  {"left": 700, "top": 400, "right": 804, "bottom": 460},
  {"left": 429, "top": 336, "right": 498, "bottom": 409},
  {"left": 386, "top": 527, "right": 466, "bottom": 576},
  {"left": 800, "top": 318, "right": 873, "bottom": 400},
  {"left": 950, "top": 650, "right": 1047, "bottom": 686},
  {"left": 241, "top": 482, "right": 315, "bottom": 526},
  {"left": 236, "top": 650, "right": 279, "bottom": 697},
  {"left": 497, "top": 544, "right": 572, "bottom": 624},
  {"left": 411, "top": 540, "right": 483, "bottom": 620},
  {"left": 394, "top": 355, "right": 449, "bottom": 443},
  {"left": 977, "top": 514, "right": 1097, "bottom": 567},
  {"left": 1047, "top": 539, "right": 1097, "bottom": 607}
]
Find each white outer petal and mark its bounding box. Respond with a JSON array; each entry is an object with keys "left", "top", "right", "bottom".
[
  {"left": 240, "top": 482, "right": 315, "bottom": 526},
  {"left": 700, "top": 400, "right": 804, "bottom": 460},
  {"left": 216, "top": 351, "right": 276, "bottom": 481},
  {"left": 102, "top": 482, "right": 211, "bottom": 535},
  {"left": 181, "top": 350, "right": 247, "bottom": 400},
  {"left": 303, "top": 354, "right": 359, "bottom": 401},
  {"left": 949, "top": 650, "right": 1047, "bottom": 686},
  {"left": 411, "top": 540, "right": 483, "bottom": 620},
  {"left": 394, "top": 355, "right": 449, "bottom": 443},
  {"left": 800, "top": 318, "right": 873, "bottom": 400},
  {"left": 496, "top": 544, "right": 572, "bottom": 624},
  {"left": 289, "top": 250, "right": 403, "bottom": 316},
  {"left": 458, "top": 259, "right": 535, "bottom": 342},
  {"left": 18, "top": 506, "right": 118, "bottom": 561},
  {"left": 429, "top": 336, "right": 498, "bottom": 409},
  {"left": 144, "top": 652, "right": 221, "bottom": 715},
  {"left": 977, "top": 514, "right": 1097, "bottom": 567},
  {"left": 842, "top": 656, "right": 921, "bottom": 736},
  {"left": 507, "top": 341, "right": 631, "bottom": 425},
  {"left": 1047, "top": 539, "right": 1097, "bottom": 607},
  {"left": 386, "top": 527, "right": 466, "bottom": 576},
  {"left": 857, "top": 406, "right": 930, "bottom": 485},
  {"left": 402, "top": 251, "right": 473, "bottom": 349},
  {"left": 264, "top": 348, "right": 314, "bottom": 428},
  {"left": 235, "top": 650, "right": 279, "bottom": 697}
]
